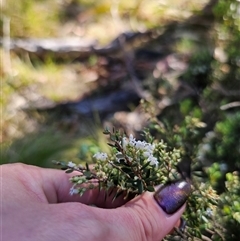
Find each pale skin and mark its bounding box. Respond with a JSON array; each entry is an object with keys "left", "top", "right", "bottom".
[{"left": 1, "top": 163, "right": 185, "bottom": 241}]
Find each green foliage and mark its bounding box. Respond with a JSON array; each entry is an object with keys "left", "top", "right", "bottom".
[
  {"left": 60, "top": 129, "right": 182, "bottom": 198},
  {"left": 205, "top": 112, "right": 240, "bottom": 173},
  {"left": 1, "top": 129, "right": 72, "bottom": 167},
  {"left": 180, "top": 49, "right": 213, "bottom": 88},
  {"left": 56, "top": 118, "right": 223, "bottom": 240},
  {"left": 180, "top": 99, "right": 202, "bottom": 119},
  {"left": 207, "top": 162, "right": 225, "bottom": 189},
  {"left": 217, "top": 172, "right": 240, "bottom": 241},
  {"left": 214, "top": 0, "right": 240, "bottom": 31},
  {"left": 151, "top": 116, "right": 206, "bottom": 160},
  {"left": 215, "top": 113, "right": 240, "bottom": 168},
  {"left": 2, "top": 0, "right": 60, "bottom": 37}
]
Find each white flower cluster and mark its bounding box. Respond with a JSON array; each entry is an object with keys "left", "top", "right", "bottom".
[
  {"left": 69, "top": 186, "right": 79, "bottom": 195},
  {"left": 123, "top": 134, "right": 158, "bottom": 167},
  {"left": 92, "top": 134, "right": 158, "bottom": 167},
  {"left": 93, "top": 152, "right": 108, "bottom": 161},
  {"left": 67, "top": 161, "right": 76, "bottom": 168}
]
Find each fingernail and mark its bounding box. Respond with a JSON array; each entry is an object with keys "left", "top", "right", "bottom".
[{"left": 154, "top": 180, "right": 191, "bottom": 214}]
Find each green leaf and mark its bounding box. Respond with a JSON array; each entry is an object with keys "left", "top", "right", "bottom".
[
  {"left": 65, "top": 169, "right": 74, "bottom": 173},
  {"left": 107, "top": 187, "right": 114, "bottom": 197},
  {"left": 122, "top": 168, "right": 134, "bottom": 178},
  {"left": 103, "top": 129, "right": 110, "bottom": 135},
  {"left": 122, "top": 167, "right": 133, "bottom": 172},
  {"left": 83, "top": 171, "right": 92, "bottom": 178},
  {"left": 107, "top": 143, "right": 115, "bottom": 147},
  {"left": 85, "top": 162, "right": 90, "bottom": 171},
  {"left": 146, "top": 186, "right": 155, "bottom": 192},
  {"left": 104, "top": 190, "right": 108, "bottom": 202},
  {"left": 141, "top": 161, "right": 151, "bottom": 170},
  {"left": 146, "top": 168, "right": 151, "bottom": 178},
  {"left": 112, "top": 189, "right": 124, "bottom": 202},
  {"left": 98, "top": 182, "right": 103, "bottom": 192},
  {"left": 116, "top": 153, "right": 124, "bottom": 159},
  {"left": 145, "top": 176, "right": 159, "bottom": 181},
  {"left": 137, "top": 180, "right": 144, "bottom": 194},
  {"left": 130, "top": 162, "right": 139, "bottom": 167},
  {"left": 110, "top": 133, "right": 116, "bottom": 141}
]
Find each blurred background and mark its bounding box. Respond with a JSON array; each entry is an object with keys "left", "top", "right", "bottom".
[
  {"left": 1, "top": 1, "right": 240, "bottom": 238},
  {"left": 1, "top": 0, "right": 240, "bottom": 173}
]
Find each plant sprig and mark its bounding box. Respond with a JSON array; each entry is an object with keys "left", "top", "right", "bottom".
[{"left": 54, "top": 121, "right": 224, "bottom": 240}]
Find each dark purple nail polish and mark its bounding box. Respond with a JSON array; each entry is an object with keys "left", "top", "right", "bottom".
[{"left": 154, "top": 180, "right": 191, "bottom": 214}]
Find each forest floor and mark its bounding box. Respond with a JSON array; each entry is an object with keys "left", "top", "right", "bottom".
[{"left": 2, "top": 0, "right": 238, "bottom": 166}]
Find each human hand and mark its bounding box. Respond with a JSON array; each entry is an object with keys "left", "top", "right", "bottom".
[{"left": 1, "top": 163, "right": 190, "bottom": 241}]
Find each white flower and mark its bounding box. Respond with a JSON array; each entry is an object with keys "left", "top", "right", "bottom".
[
  {"left": 122, "top": 137, "right": 129, "bottom": 150},
  {"left": 129, "top": 134, "right": 136, "bottom": 146},
  {"left": 135, "top": 140, "right": 146, "bottom": 150},
  {"left": 148, "top": 155, "right": 158, "bottom": 167},
  {"left": 145, "top": 143, "right": 155, "bottom": 152},
  {"left": 67, "top": 161, "right": 76, "bottom": 168},
  {"left": 142, "top": 143, "right": 155, "bottom": 157},
  {"left": 206, "top": 208, "right": 213, "bottom": 217},
  {"left": 93, "top": 152, "right": 108, "bottom": 161},
  {"left": 69, "top": 186, "right": 79, "bottom": 195},
  {"left": 143, "top": 151, "right": 151, "bottom": 158}
]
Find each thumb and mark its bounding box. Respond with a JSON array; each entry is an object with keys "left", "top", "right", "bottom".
[{"left": 110, "top": 181, "right": 191, "bottom": 241}]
